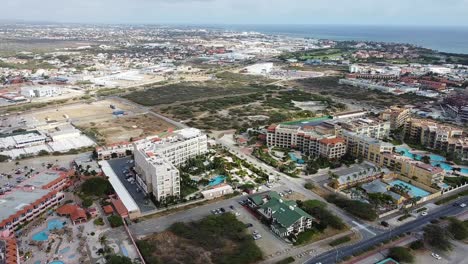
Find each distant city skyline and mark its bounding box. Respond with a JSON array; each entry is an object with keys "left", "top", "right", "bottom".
[{"left": 3, "top": 0, "right": 468, "bottom": 27}]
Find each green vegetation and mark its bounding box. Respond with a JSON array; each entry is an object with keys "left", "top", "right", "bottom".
[
  {"left": 326, "top": 194, "right": 378, "bottom": 221},
  {"left": 81, "top": 177, "right": 113, "bottom": 196},
  {"left": 423, "top": 224, "right": 452, "bottom": 251},
  {"left": 82, "top": 197, "right": 93, "bottom": 208},
  {"left": 93, "top": 217, "right": 105, "bottom": 226},
  {"left": 304, "top": 182, "right": 315, "bottom": 190},
  {"left": 125, "top": 82, "right": 263, "bottom": 106},
  {"left": 435, "top": 189, "right": 468, "bottom": 205},
  {"left": 0, "top": 154, "right": 10, "bottom": 162},
  {"left": 105, "top": 255, "right": 133, "bottom": 264},
  {"left": 388, "top": 247, "right": 414, "bottom": 263},
  {"left": 107, "top": 215, "right": 124, "bottom": 228},
  {"left": 297, "top": 199, "right": 346, "bottom": 233},
  {"left": 329, "top": 235, "right": 351, "bottom": 247},
  {"left": 444, "top": 176, "right": 468, "bottom": 187},
  {"left": 448, "top": 217, "right": 468, "bottom": 240},
  {"left": 294, "top": 229, "right": 317, "bottom": 245},
  {"left": 409, "top": 239, "right": 424, "bottom": 250},
  {"left": 275, "top": 257, "right": 295, "bottom": 264},
  {"left": 138, "top": 214, "right": 263, "bottom": 264}
]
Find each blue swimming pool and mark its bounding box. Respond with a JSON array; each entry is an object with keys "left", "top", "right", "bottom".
[
  {"left": 49, "top": 261, "right": 64, "bottom": 264},
  {"left": 32, "top": 219, "right": 65, "bottom": 241},
  {"left": 396, "top": 147, "right": 468, "bottom": 174},
  {"left": 289, "top": 153, "right": 305, "bottom": 164},
  {"left": 209, "top": 175, "right": 226, "bottom": 186},
  {"left": 389, "top": 180, "right": 430, "bottom": 198}
]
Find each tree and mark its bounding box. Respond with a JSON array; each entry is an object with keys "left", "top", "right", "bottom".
[
  {"left": 107, "top": 215, "right": 123, "bottom": 228},
  {"left": 423, "top": 224, "right": 452, "bottom": 251},
  {"left": 81, "top": 177, "right": 112, "bottom": 196},
  {"left": 448, "top": 218, "right": 468, "bottom": 240},
  {"left": 388, "top": 247, "right": 414, "bottom": 263},
  {"left": 409, "top": 240, "right": 424, "bottom": 250},
  {"left": 0, "top": 155, "right": 10, "bottom": 162},
  {"left": 106, "top": 255, "right": 133, "bottom": 264}
]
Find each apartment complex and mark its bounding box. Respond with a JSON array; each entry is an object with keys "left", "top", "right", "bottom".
[
  {"left": 266, "top": 124, "right": 346, "bottom": 159},
  {"left": 343, "top": 131, "right": 444, "bottom": 187},
  {"left": 96, "top": 141, "right": 133, "bottom": 160},
  {"left": 0, "top": 170, "right": 69, "bottom": 238},
  {"left": 134, "top": 128, "right": 208, "bottom": 201},
  {"left": 334, "top": 117, "right": 390, "bottom": 139},
  {"left": 248, "top": 192, "right": 314, "bottom": 238},
  {"left": 404, "top": 119, "right": 467, "bottom": 159},
  {"left": 380, "top": 106, "right": 411, "bottom": 129},
  {"left": 20, "top": 85, "right": 62, "bottom": 98}
]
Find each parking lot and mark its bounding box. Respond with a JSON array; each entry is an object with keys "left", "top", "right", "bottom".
[{"left": 107, "top": 157, "right": 157, "bottom": 213}]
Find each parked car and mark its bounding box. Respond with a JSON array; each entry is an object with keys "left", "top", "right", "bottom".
[
  {"left": 421, "top": 211, "right": 428, "bottom": 216},
  {"left": 431, "top": 253, "right": 442, "bottom": 260},
  {"left": 211, "top": 209, "right": 217, "bottom": 215},
  {"left": 380, "top": 221, "right": 389, "bottom": 227},
  {"left": 460, "top": 203, "right": 466, "bottom": 208},
  {"left": 229, "top": 205, "right": 235, "bottom": 210},
  {"left": 245, "top": 223, "right": 253, "bottom": 228},
  {"left": 253, "top": 234, "right": 262, "bottom": 240},
  {"left": 220, "top": 207, "right": 226, "bottom": 213}
]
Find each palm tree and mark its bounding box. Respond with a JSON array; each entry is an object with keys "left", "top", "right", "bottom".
[{"left": 99, "top": 235, "right": 107, "bottom": 246}]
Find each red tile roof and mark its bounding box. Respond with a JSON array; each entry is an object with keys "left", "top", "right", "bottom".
[
  {"left": 111, "top": 198, "right": 128, "bottom": 217},
  {"left": 319, "top": 137, "right": 345, "bottom": 145}
]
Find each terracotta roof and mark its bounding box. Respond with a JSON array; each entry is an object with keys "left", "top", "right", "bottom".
[
  {"left": 57, "top": 204, "right": 87, "bottom": 222},
  {"left": 319, "top": 137, "right": 345, "bottom": 145},
  {"left": 111, "top": 198, "right": 128, "bottom": 217},
  {"left": 103, "top": 205, "right": 114, "bottom": 215}
]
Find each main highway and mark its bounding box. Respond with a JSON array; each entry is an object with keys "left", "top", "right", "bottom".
[{"left": 304, "top": 198, "right": 468, "bottom": 264}]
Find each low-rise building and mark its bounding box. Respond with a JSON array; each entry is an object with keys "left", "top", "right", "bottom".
[
  {"left": 248, "top": 192, "right": 314, "bottom": 238},
  {"left": 0, "top": 170, "right": 70, "bottom": 238},
  {"left": 20, "top": 85, "right": 62, "bottom": 98},
  {"left": 201, "top": 184, "right": 234, "bottom": 200}
]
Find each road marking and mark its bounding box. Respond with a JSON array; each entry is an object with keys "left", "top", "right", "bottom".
[{"left": 352, "top": 221, "right": 377, "bottom": 236}]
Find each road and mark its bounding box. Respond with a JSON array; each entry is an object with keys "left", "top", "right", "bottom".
[{"left": 304, "top": 198, "right": 468, "bottom": 264}]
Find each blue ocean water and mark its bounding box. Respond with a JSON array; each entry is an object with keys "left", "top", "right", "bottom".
[{"left": 219, "top": 24, "right": 468, "bottom": 54}]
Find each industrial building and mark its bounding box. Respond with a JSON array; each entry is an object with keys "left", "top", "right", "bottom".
[{"left": 20, "top": 86, "right": 62, "bottom": 98}]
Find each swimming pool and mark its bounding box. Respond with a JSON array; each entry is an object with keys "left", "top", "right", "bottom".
[
  {"left": 288, "top": 153, "right": 305, "bottom": 164},
  {"left": 389, "top": 180, "right": 430, "bottom": 198},
  {"left": 49, "top": 261, "right": 64, "bottom": 264},
  {"left": 209, "top": 175, "right": 226, "bottom": 186},
  {"left": 32, "top": 219, "right": 66, "bottom": 241},
  {"left": 396, "top": 147, "right": 468, "bottom": 174}
]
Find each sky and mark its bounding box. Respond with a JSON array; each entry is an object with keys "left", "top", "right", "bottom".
[{"left": 3, "top": 0, "right": 468, "bottom": 26}]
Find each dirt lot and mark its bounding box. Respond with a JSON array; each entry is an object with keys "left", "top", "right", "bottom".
[
  {"left": 30, "top": 99, "right": 173, "bottom": 145},
  {"left": 79, "top": 113, "right": 175, "bottom": 144}
]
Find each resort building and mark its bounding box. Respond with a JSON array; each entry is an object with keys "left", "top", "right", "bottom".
[
  {"left": 343, "top": 131, "right": 445, "bottom": 187},
  {"left": 0, "top": 170, "right": 70, "bottom": 238},
  {"left": 56, "top": 204, "right": 87, "bottom": 225},
  {"left": 333, "top": 161, "right": 388, "bottom": 190},
  {"left": 404, "top": 119, "right": 468, "bottom": 159},
  {"left": 248, "top": 192, "right": 314, "bottom": 238},
  {"left": 380, "top": 106, "right": 411, "bottom": 129},
  {"left": 201, "top": 184, "right": 234, "bottom": 200},
  {"left": 334, "top": 117, "right": 390, "bottom": 139},
  {"left": 134, "top": 128, "right": 208, "bottom": 201},
  {"left": 0, "top": 238, "right": 19, "bottom": 264},
  {"left": 266, "top": 124, "right": 347, "bottom": 159}
]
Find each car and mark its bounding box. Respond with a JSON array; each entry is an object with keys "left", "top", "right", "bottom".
[
  {"left": 460, "top": 203, "right": 466, "bottom": 208},
  {"left": 421, "top": 211, "right": 428, "bottom": 216},
  {"left": 380, "top": 221, "right": 389, "bottom": 227},
  {"left": 253, "top": 234, "right": 262, "bottom": 240},
  {"left": 211, "top": 209, "right": 217, "bottom": 215},
  {"left": 220, "top": 207, "right": 226, "bottom": 213},
  {"left": 235, "top": 212, "right": 240, "bottom": 216},
  {"left": 431, "top": 253, "right": 442, "bottom": 260},
  {"left": 229, "top": 205, "right": 235, "bottom": 210},
  {"left": 246, "top": 223, "right": 253, "bottom": 228},
  {"left": 136, "top": 188, "right": 141, "bottom": 193},
  {"left": 252, "top": 230, "right": 259, "bottom": 235}
]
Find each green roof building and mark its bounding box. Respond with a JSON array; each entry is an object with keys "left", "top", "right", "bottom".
[{"left": 248, "top": 191, "right": 314, "bottom": 238}]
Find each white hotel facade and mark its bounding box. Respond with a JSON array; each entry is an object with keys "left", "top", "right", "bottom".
[{"left": 133, "top": 128, "right": 208, "bottom": 201}]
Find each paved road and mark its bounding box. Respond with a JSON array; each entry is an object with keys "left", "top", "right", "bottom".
[{"left": 304, "top": 198, "right": 468, "bottom": 264}]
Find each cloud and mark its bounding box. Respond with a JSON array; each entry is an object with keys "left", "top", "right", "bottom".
[{"left": 2, "top": 0, "right": 468, "bottom": 26}]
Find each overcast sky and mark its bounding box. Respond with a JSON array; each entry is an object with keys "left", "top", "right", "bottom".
[{"left": 3, "top": 0, "right": 468, "bottom": 26}]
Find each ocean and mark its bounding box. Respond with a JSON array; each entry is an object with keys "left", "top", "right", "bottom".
[{"left": 217, "top": 24, "right": 468, "bottom": 55}]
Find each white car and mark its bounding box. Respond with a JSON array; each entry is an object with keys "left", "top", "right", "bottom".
[
  {"left": 421, "top": 211, "right": 428, "bottom": 216},
  {"left": 460, "top": 203, "right": 466, "bottom": 208},
  {"left": 431, "top": 253, "right": 442, "bottom": 260}
]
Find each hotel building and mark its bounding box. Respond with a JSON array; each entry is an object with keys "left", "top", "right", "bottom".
[{"left": 134, "top": 128, "right": 208, "bottom": 201}]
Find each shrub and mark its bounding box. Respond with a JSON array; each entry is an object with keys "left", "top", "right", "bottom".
[
  {"left": 329, "top": 235, "right": 351, "bottom": 247},
  {"left": 93, "top": 218, "right": 104, "bottom": 226},
  {"left": 448, "top": 218, "right": 468, "bottom": 240},
  {"left": 107, "top": 215, "right": 123, "bottom": 228},
  {"left": 326, "top": 195, "right": 377, "bottom": 221},
  {"left": 409, "top": 239, "right": 424, "bottom": 250},
  {"left": 388, "top": 247, "right": 414, "bottom": 263},
  {"left": 424, "top": 224, "right": 452, "bottom": 251},
  {"left": 276, "top": 257, "right": 295, "bottom": 264},
  {"left": 304, "top": 182, "right": 315, "bottom": 190}
]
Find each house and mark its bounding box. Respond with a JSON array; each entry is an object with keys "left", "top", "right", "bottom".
[
  {"left": 103, "top": 205, "right": 114, "bottom": 215},
  {"left": 56, "top": 204, "right": 87, "bottom": 225},
  {"left": 248, "top": 192, "right": 314, "bottom": 238},
  {"left": 361, "top": 180, "right": 405, "bottom": 205}
]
